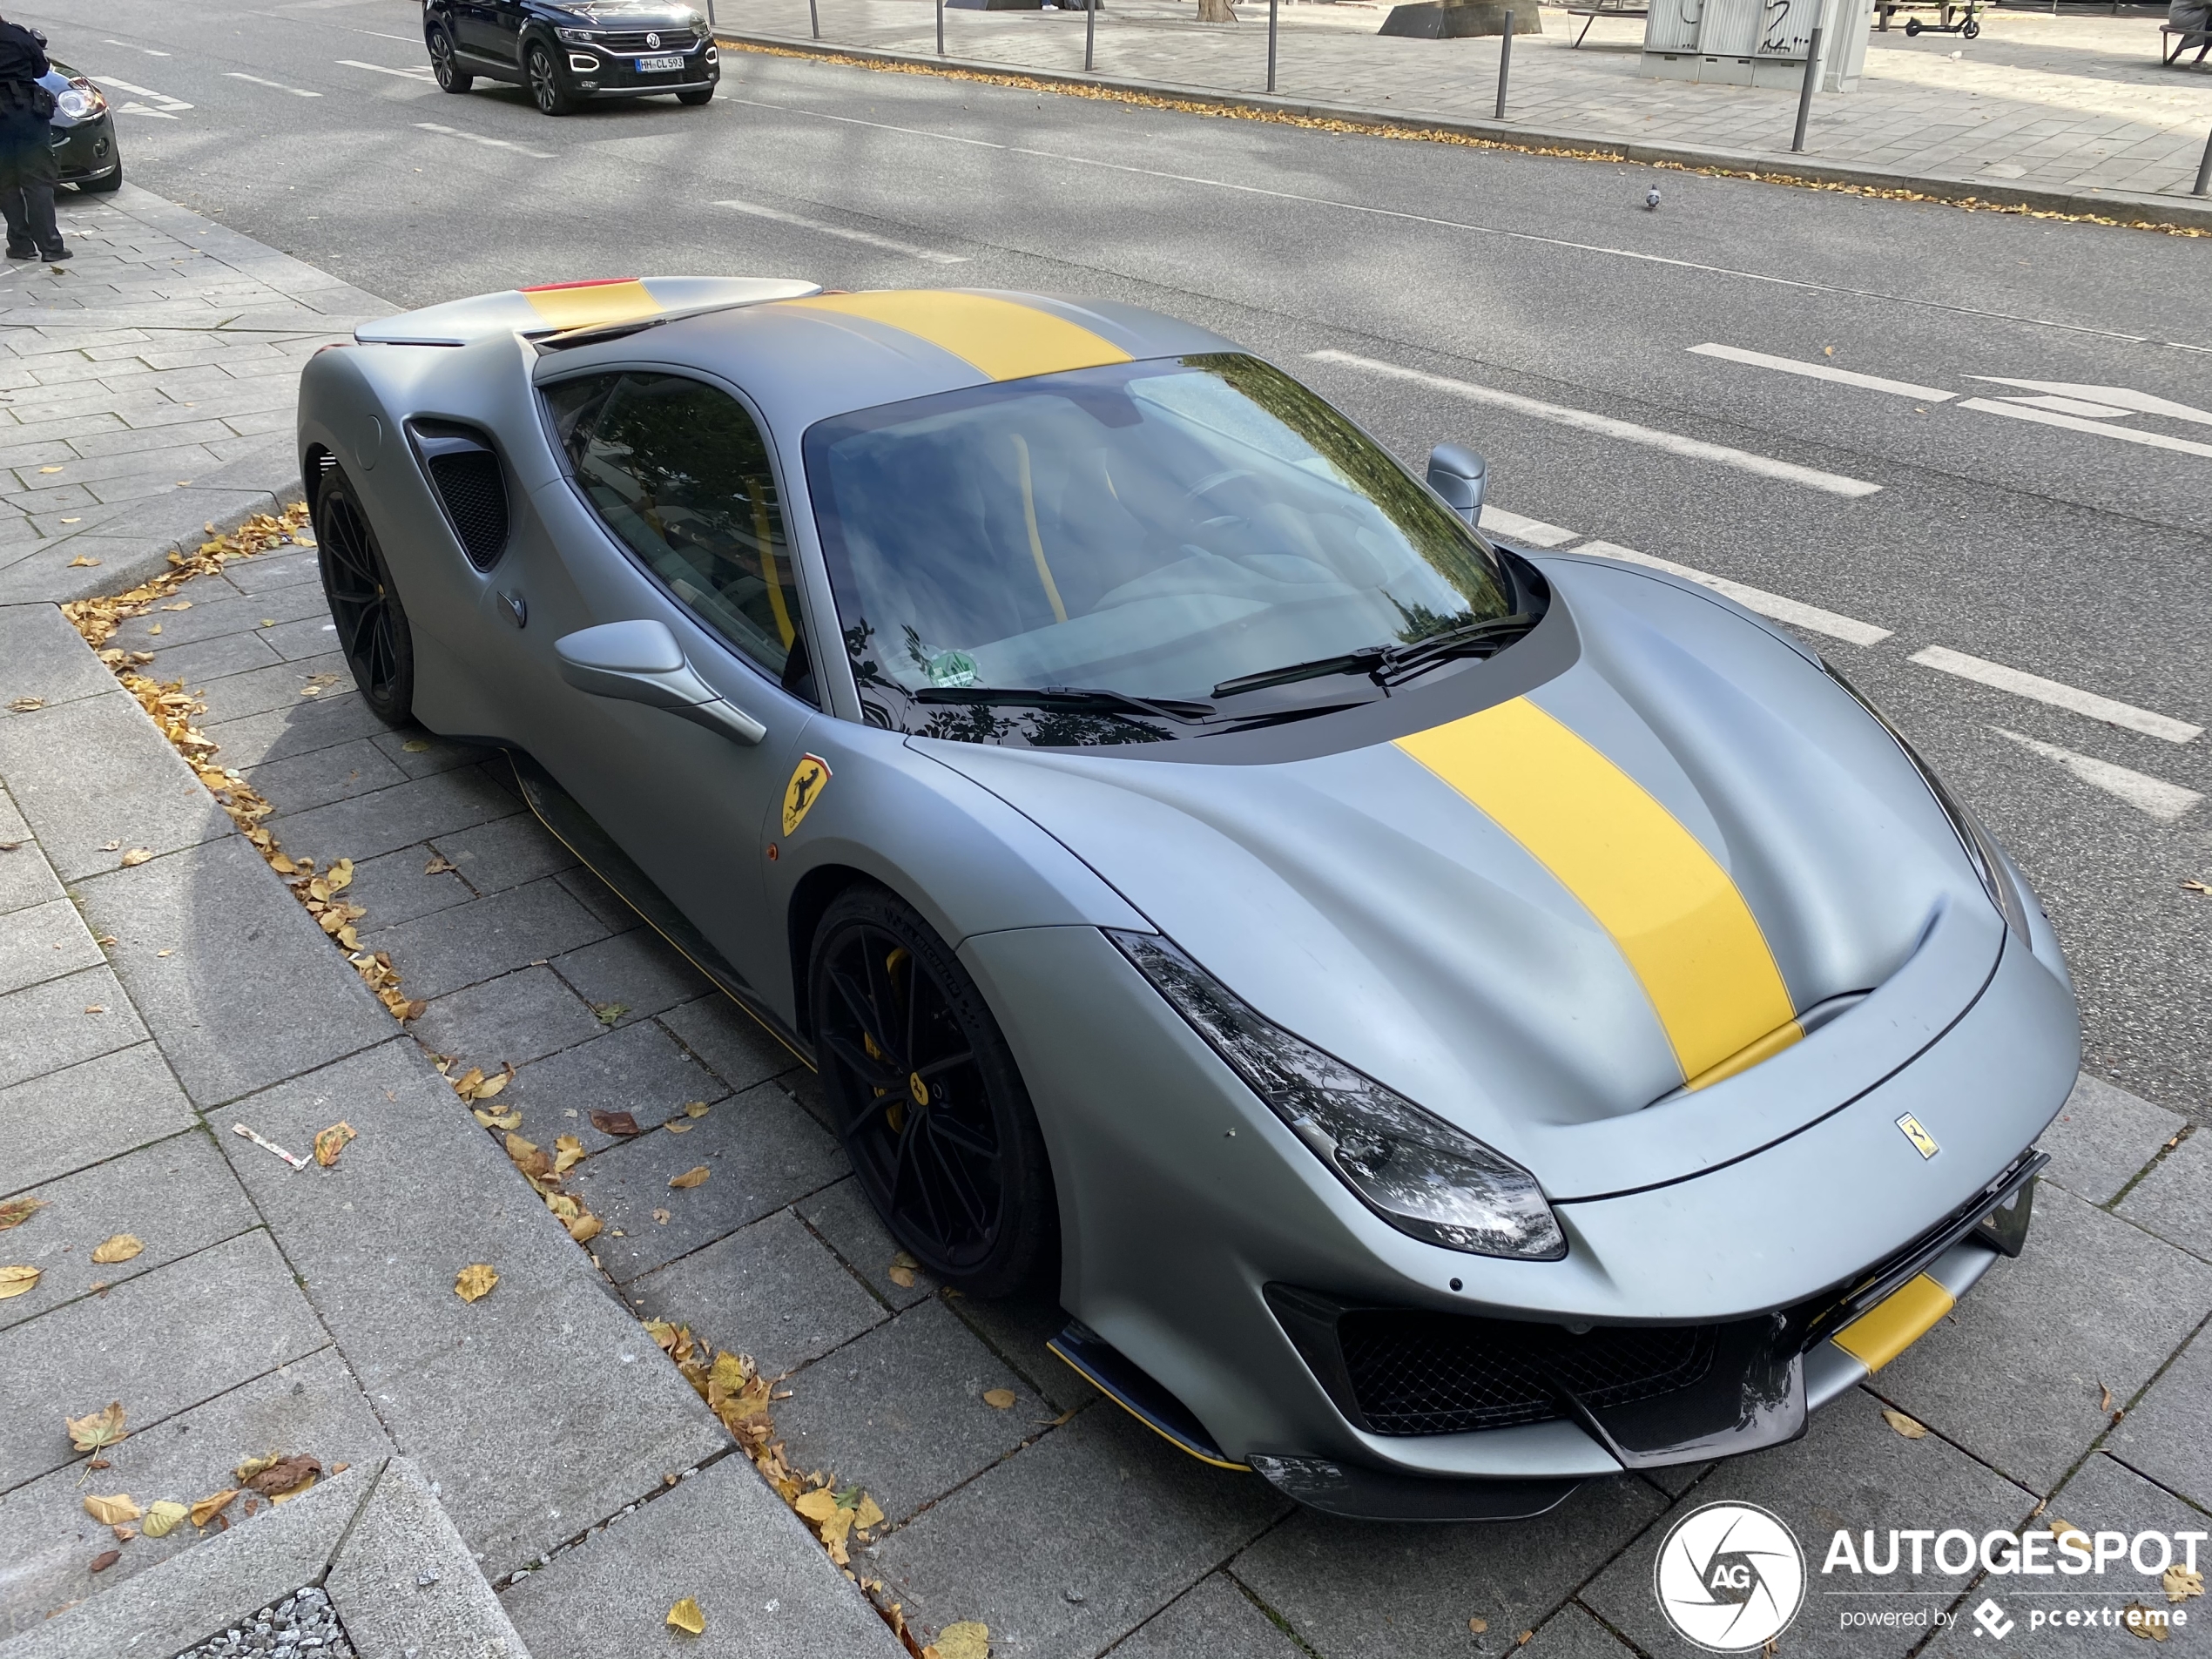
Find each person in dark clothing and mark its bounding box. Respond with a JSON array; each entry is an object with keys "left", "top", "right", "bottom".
[{"left": 0, "top": 13, "right": 64, "bottom": 261}]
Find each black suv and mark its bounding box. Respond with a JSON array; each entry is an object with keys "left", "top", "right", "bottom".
[{"left": 424, "top": 0, "right": 718, "bottom": 115}]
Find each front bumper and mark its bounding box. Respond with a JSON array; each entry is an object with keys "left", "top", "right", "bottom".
[
  {"left": 51, "top": 115, "right": 118, "bottom": 185},
  {"left": 560, "top": 42, "right": 717, "bottom": 96},
  {"left": 958, "top": 917, "right": 2075, "bottom": 1519}
]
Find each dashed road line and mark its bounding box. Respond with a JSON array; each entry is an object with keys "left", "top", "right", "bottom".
[
  {"left": 104, "top": 38, "right": 171, "bottom": 56},
  {"left": 413, "top": 122, "right": 556, "bottom": 160},
  {"left": 1990, "top": 728, "right": 2202, "bottom": 822},
  {"left": 95, "top": 76, "right": 193, "bottom": 116},
  {"left": 711, "top": 199, "right": 967, "bottom": 264},
  {"left": 1311, "top": 350, "right": 1883, "bottom": 499},
  {"left": 226, "top": 71, "right": 322, "bottom": 98},
  {"left": 1477, "top": 505, "right": 1578, "bottom": 548},
  {"left": 1909, "top": 646, "right": 2201, "bottom": 745},
  {"left": 1956, "top": 398, "right": 2212, "bottom": 462},
  {"left": 1688, "top": 343, "right": 1956, "bottom": 403},
  {"left": 1969, "top": 379, "right": 2212, "bottom": 428},
  {"left": 1574, "top": 540, "right": 1894, "bottom": 647},
  {"left": 339, "top": 59, "right": 437, "bottom": 81}
]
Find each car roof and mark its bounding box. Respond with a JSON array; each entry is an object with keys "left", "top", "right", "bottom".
[{"left": 543, "top": 287, "right": 1240, "bottom": 432}]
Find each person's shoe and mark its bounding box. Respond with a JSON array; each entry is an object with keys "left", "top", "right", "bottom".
[
  {"left": 3, "top": 244, "right": 33, "bottom": 260},
  {"left": 40, "top": 245, "right": 71, "bottom": 262}
]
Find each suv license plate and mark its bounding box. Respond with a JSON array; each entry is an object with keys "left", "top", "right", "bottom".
[{"left": 637, "top": 53, "right": 685, "bottom": 71}]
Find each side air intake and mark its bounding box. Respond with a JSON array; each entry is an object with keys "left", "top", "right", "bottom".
[{"left": 408, "top": 421, "right": 508, "bottom": 570}]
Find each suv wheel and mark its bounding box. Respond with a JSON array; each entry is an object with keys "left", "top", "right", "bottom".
[
  {"left": 429, "top": 28, "right": 474, "bottom": 92},
  {"left": 526, "top": 43, "right": 575, "bottom": 115}
]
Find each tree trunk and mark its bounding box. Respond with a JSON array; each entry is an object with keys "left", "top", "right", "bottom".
[{"left": 1197, "top": 0, "right": 1238, "bottom": 21}]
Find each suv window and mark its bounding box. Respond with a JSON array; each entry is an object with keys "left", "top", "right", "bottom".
[{"left": 544, "top": 371, "right": 813, "bottom": 702}]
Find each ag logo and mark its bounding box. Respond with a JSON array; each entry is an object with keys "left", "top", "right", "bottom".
[
  {"left": 1652, "top": 1502, "right": 1804, "bottom": 1652},
  {"left": 781, "top": 753, "right": 832, "bottom": 836}
]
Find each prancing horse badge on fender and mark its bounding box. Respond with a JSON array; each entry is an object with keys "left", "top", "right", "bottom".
[{"left": 782, "top": 754, "right": 832, "bottom": 837}]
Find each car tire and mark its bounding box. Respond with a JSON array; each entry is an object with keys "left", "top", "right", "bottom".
[
  {"left": 678, "top": 85, "right": 714, "bottom": 105},
  {"left": 526, "top": 43, "right": 575, "bottom": 115},
  {"left": 428, "top": 28, "right": 474, "bottom": 92},
  {"left": 313, "top": 468, "right": 417, "bottom": 727},
  {"left": 75, "top": 164, "right": 122, "bottom": 194},
  {"left": 809, "top": 884, "right": 1056, "bottom": 1298}
]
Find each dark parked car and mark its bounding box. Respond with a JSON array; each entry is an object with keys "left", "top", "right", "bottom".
[
  {"left": 48, "top": 60, "right": 120, "bottom": 192},
  {"left": 422, "top": 0, "right": 718, "bottom": 115}
]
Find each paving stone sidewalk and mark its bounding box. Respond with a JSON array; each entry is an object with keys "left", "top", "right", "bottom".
[
  {"left": 4, "top": 183, "right": 2209, "bottom": 1659},
  {"left": 725, "top": 0, "right": 2212, "bottom": 216}
]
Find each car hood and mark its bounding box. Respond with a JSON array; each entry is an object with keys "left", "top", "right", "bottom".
[
  {"left": 546, "top": 2, "right": 705, "bottom": 26},
  {"left": 921, "top": 555, "right": 2009, "bottom": 1200}
]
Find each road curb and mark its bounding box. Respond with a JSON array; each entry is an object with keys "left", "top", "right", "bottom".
[{"left": 715, "top": 30, "right": 2212, "bottom": 234}]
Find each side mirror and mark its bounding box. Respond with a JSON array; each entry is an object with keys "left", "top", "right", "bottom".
[
  {"left": 554, "top": 619, "right": 766, "bottom": 745},
  {"left": 1426, "top": 443, "right": 1487, "bottom": 526}
]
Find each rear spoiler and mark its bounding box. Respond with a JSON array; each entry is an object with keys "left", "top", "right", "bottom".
[{"left": 354, "top": 276, "right": 821, "bottom": 347}]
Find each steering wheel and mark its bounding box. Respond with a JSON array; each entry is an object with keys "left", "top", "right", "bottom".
[{"left": 1181, "top": 468, "right": 1256, "bottom": 507}]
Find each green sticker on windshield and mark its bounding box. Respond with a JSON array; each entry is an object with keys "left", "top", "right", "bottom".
[{"left": 926, "top": 649, "right": 978, "bottom": 689}]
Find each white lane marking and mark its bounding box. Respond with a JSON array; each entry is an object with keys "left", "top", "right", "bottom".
[
  {"left": 1990, "top": 727, "right": 2202, "bottom": 822},
  {"left": 104, "top": 38, "right": 171, "bottom": 56},
  {"left": 414, "top": 122, "right": 557, "bottom": 160},
  {"left": 95, "top": 76, "right": 193, "bottom": 111},
  {"left": 226, "top": 71, "right": 323, "bottom": 98},
  {"left": 711, "top": 199, "right": 967, "bottom": 264},
  {"left": 1996, "top": 394, "right": 2134, "bottom": 419},
  {"left": 1957, "top": 397, "right": 2212, "bottom": 461},
  {"left": 1477, "top": 505, "right": 1579, "bottom": 548},
  {"left": 339, "top": 58, "right": 438, "bottom": 81},
  {"left": 1968, "top": 379, "right": 2212, "bottom": 428},
  {"left": 721, "top": 94, "right": 2208, "bottom": 354},
  {"left": 1312, "top": 350, "right": 1883, "bottom": 500},
  {"left": 1688, "top": 343, "right": 1955, "bottom": 402},
  {"left": 1911, "top": 646, "right": 2201, "bottom": 745},
  {"left": 1573, "top": 541, "right": 1892, "bottom": 646}
]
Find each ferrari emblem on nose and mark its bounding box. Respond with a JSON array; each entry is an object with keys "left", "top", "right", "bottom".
[
  {"left": 1895, "top": 1114, "right": 1940, "bottom": 1160},
  {"left": 782, "top": 754, "right": 832, "bottom": 837}
]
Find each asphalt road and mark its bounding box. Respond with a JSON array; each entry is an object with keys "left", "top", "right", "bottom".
[{"left": 29, "top": 0, "right": 2212, "bottom": 1111}]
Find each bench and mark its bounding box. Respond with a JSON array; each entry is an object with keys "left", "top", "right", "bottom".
[
  {"left": 2162, "top": 23, "right": 2211, "bottom": 63},
  {"left": 1566, "top": 0, "right": 1648, "bottom": 46}
]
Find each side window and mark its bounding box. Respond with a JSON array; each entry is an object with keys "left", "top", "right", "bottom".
[{"left": 543, "top": 371, "right": 814, "bottom": 703}]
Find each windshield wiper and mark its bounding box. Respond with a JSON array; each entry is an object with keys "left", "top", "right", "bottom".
[
  {"left": 913, "top": 685, "right": 1217, "bottom": 724},
  {"left": 1211, "top": 648, "right": 1388, "bottom": 700},
  {"left": 1373, "top": 613, "right": 1539, "bottom": 685}
]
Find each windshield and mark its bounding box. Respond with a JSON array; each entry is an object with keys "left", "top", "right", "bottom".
[{"left": 804, "top": 354, "right": 1521, "bottom": 742}]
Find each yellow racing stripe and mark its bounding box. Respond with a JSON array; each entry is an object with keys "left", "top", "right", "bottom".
[
  {"left": 787, "top": 291, "right": 1132, "bottom": 382},
  {"left": 519, "top": 279, "right": 662, "bottom": 331},
  {"left": 1395, "top": 697, "right": 1800, "bottom": 1086}
]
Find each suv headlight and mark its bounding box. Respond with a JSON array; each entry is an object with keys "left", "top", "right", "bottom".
[
  {"left": 1821, "top": 658, "right": 2030, "bottom": 938},
  {"left": 555, "top": 26, "right": 601, "bottom": 43},
  {"left": 56, "top": 79, "right": 106, "bottom": 121},
  {"left": 1109, "top": 930, "right": 1567, "bottom": 1261}
]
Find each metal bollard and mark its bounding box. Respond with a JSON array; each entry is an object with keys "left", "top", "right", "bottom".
[
  {"left": 1495, "top": 9, "right": 1512, "bottom": 120},
  {"left": 1791, "top": 25, "right": 1823, "bottom": 152},
  {"left": 808, "top": 0, "right": 819, "bottom": 37},
  {"left": 1085, "top": 0, "right": 1097, "bottom": 71},
  {"left": 937, "top": 0, "right": 945, "bottom": 55},
  {"left": 1268, "top": 0, "right": 1279, "bottom": 91},
  {"left": 2196, "top": 125, "right": 2212, "bottom": 196}
]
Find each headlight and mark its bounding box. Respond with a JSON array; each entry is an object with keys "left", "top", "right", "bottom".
[
  {"left": 1108, "top": 930, "right": 1567, "bottom": 1261},
  {"left": 555, "top": 26, "right": 601, "bottom": 43},
  {"left": 1821, "top": 658, "right": 2029, "bottom": 938},
  {"left": 56, "top": 80, "right": 105, "bottom": 120}
]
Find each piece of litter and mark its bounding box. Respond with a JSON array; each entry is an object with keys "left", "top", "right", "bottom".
[{"left": 232, "top": 1122, "right": 310, "bottom": 1171}]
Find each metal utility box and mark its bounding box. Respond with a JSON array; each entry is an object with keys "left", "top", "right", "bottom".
[{"left": 1641, "top": 0, "right": 1873, "bottom": 89}]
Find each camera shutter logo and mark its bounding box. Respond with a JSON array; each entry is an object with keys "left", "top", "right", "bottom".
[{"left": 1652, "top": 1502, "right": 1806, "bottom": 1652}]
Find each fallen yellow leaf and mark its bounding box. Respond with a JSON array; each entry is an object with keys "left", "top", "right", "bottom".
[
  {"left": 931, "top": 1621, "right": 991, "bottom": 1659},
  {"left": 325, "top": 858, "right": 354, "bottom": 893},
  {"left": 473, "top": 1068, "right": 510, "bottom": 1100},
  {"left": 2165, "top": 1565, "right": 2203, "bottom": 1603},
  {"left": 190, "top": 1489, "right": 238, "bottom": 1527},
  {"left": 140, "top": 1500, "right": 188, "bottom": 1538},
  {"left": 685, "top": 1101, "right": 709, "bottom": 1118},
  {"left": 888, "top": 1251, "right": 920, "bottom": 1290},
  {"left": 119, "top": 847, "right": 153, "bottom": 867},
  {"left": 65, "top": 1401, "right": 126, "bottom": 1452},
  {"left": 234, "top": 1454, "right": 280, "bottom": 1483},
  {"left": 669, "top": 1166, "right": 710, "bottom": 1190},
  {"left": 652, "top": 1207, "right": 671, "bottom": 1224},
  {"left": 853, "top": 1493, "right": 886, "bottom": 1531},
  {"left": 0, "top": 1263, "right": 43, "bottom": 1299},
  {"left": 67, "top": 555, "right": 98, "bottom": 568},
  {"left": 567, "top": 1212, "right": 603, "bottom": 1245},
  {"left": 91, "top": 1234, "right": 144, "bottom": 1265},
  {"left": 554, "top": 1135, "right": 584, "bottom": 1174},
  {"left": 1880, "top": 1408, "right": 1927, "bottom": 1440},
  {"left": 664, "top": 1120, "right": 693, "bottom": 1135},
  {"left": 982, "top": 1388, "right": 1016, "bottom": 1410},
  {"left": 2123, "top": 1604, "right": 2170, "bottom": 1642},
  {"left": 314, "top": 1122, "right": 356, "bottom": 1168},
  {"left": 1470, "top": 1618, "right": 1490, "bottom": 1635},
  {"left": 0, "top": 1197, "right": 45, "bottom": 1232},
  {"left": 402, "top": 738, "right": 432, "bottom": 753},
  {"left": 455, "top": 1264, "right": 499, "bottom": 1303},
  {"left": 472, "top": 1106, "right": 522, "bottom": 1130},
  {"left": 82, "top": 1494, "right": 141, "bottom": 1526},
  {"left": 666, "top": 1597, "right": 705, "bottom": 1635}
]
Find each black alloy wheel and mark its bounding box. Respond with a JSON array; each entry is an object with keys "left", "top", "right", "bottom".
[
  {"left": 314, "top": 469, "right": 416, "bottom": 726},
  {"left": 526, "top": 43, "right": 575, "bottom": 115},
  {"left": 428, "top": 28, "right": 473, "bottom": 92},
  {"left": 810, "top": 886, "right": 1055, "bottom": 1297}
]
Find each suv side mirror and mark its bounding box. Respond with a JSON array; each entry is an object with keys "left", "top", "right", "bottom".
[
  {"left": 554, "top": 619, "right": 766, "bottom": 745},
  {"left": 1426, "top": 443, "right": 1487, "bottom": 526}
]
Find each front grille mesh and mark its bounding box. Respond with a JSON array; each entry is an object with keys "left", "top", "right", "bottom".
[
  {"left": 1339, "top": 1311, "right": 1717, "bottom": 1435},
  {"left": 595, "top": 30, "right": 698, "bottom": 51},
  {"left": 427, "top": 449, "right": 507, "bottom": 570}
]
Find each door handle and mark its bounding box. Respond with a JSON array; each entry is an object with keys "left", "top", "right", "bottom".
[{"left": 553, "top": 619, "right": 767, "bottom": 746}]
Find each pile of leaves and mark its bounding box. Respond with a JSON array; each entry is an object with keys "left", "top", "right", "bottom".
[
  {"left": 61, "top": 506, "right": 427, "bottom": 1026},
  {"left": 432, "top": 1058, "right": 604, "bottom": 1248},
  {"left": 643, "top": 1318, "right": 982, "bottom": 1657}
]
